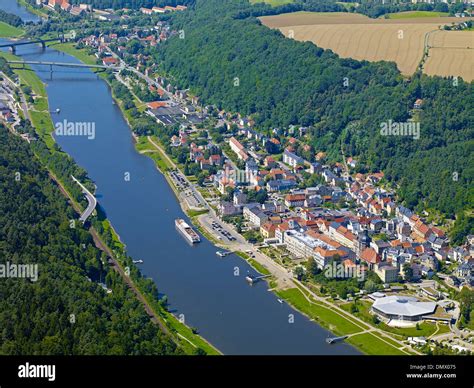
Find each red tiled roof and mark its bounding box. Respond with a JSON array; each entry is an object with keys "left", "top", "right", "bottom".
[
  {"left": 361, "top": 248, "right": 380, "bottom": 264},
  {"left": 148, "top": 101, "right": 167, "bottom": 109}
]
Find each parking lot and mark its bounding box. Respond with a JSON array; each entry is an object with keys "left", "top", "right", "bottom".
[
  {"left": 168, "top": 170, "right": 204, "bottom": 209},
  {"left": 210, "top": 220, "right": 236, "bottom": 242}
]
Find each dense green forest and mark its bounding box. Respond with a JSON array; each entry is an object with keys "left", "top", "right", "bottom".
[
  {"left": 0, "top": 126, "right": 179, "bottom": 355},
  {"left": 154, "top": 0, "right": 472, "bottom": 239},
  {"left": 0, "top": 9, "right": 23, "bottom": 27}
]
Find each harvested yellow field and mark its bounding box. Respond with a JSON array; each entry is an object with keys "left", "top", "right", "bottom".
[
  {"left": 260, "top": 12, "right": 467, "bottom": 27},
  {"left": 277, "top": 23, "right": 436, "bottom": 74},
  {"left": 429, "top": 30, "right": 474, "bottom": 48},
  {"left": 424, "top": 31, "right": 474, "bottom": 81},
  {"left": 260, "top": 12, "right": 474, "bottom": 79}
]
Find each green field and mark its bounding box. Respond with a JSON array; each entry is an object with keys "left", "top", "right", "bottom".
[
  {"left": 276, "top": 287, "right": 363, "bottom": 336},
  {"left": 250, "top": 0, "right": 294, "bottom": 6},
  {"left": 247, "top": 258, "right": 271, "bottom": 276},
  {"left": 347, "top": 333, "right": 407, "bottom": 355},
  {"left": 0, "top": 52, "right": 47, "bottom": 97},
  {"left": 386, "top": 11, "right": 449, "bottom": 19},
  {"left": 48, "top": 42, "right": 100, "bottom": 67},
  {"left": 33, "top": 97, "right": 49, "bottom": 111},
  {"left": 0, "top": 21, "right": 24, "bottom": 38},
  {"left": 186, "top": 208, "right": 210, "bottom": 217}
]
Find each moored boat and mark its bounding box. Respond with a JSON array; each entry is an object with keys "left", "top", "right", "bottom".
[{"left": 175, "top": 218, "right": 200, "bottom": 244}]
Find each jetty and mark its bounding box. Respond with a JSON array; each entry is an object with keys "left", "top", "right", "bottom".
[
  {"left": 245, "top": 274, "right": 271, "bottom": 285},
  {"left": 326, "top": 335, "right": 348, "bottom": 344}
]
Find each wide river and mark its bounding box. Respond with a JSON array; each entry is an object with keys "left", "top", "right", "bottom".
[{"left": 1, "top": 0, "right": 359, "bottom": 355}]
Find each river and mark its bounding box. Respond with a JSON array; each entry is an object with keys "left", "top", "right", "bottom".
[
  {"left": 0, "top": 0, "right": 41, "bottom": 23},
  {"left": 0, "top": 0, "right": 359, "bottom": 355}
]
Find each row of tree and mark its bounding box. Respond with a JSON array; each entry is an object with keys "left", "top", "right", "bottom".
[{"left": 0, "top": 9, "right": 23, "bottom": 27}]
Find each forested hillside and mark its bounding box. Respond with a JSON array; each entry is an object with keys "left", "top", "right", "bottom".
[
  {"left": 0, "top": 127, "right": 179, "bottom": 355},
  {"left": 155, "top": 0, "right": 472, "bottom": 236}
]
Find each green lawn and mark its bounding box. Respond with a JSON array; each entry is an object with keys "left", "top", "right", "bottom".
[
  {"left": 466, "top": 311, "right": 474, "bottom": 330},
  {"left": 250, "top": 0, "right": 294, "bottom": 6},
  {"left": 29, "top": 111, "right": 55, "bottom": 146},
  {"left": 187, "top": 209, "right": 210, "bottom": 217},
  {"left": 247, "top": 258, "right": 271, "bottom": 276},
  {"left": 386, "top": 322, "right": 440, "bottom": 338},
  {"left": 0, "top": 22, "right": 24, "bottom": 38},
  {"left": 386, "top": 11, "right": 449, "bottom": 19},
  {"left": 276, "top": 287, "right": 363, "bottom": 336},
  {"left": 347, "top": 333, "right": 407, "bottom": 355},
  {"left": 47, "top": 42, "right": 100, "bottom": 67},
  {"left": 17, "top": 0, "right": 50, "bottom": 18},
  {"left": 0, "top": 52, "right": 46, "bottom": 97},
  {"left": 32, "top": 96, "right": 49, "bottom": 112}
]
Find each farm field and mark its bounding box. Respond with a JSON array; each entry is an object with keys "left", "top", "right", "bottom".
[
  {"left": 424, "top": 30, "right": 474, "bottom": 81},
  {"left": 260, "top": 12, "right": 473, "bottom": 79}
]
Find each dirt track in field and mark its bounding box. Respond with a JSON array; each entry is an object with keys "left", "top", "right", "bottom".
[{"left": 260, "top": 12, "right": 474, "bottom": 80}]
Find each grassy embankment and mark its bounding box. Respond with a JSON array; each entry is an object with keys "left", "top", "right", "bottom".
[
  {"left": 0, "top": 22, "right": 25, "bottom": 38},
  {"left": 0, "top": 50, "right": 55, "bottom": 148},
  {"left": 6, "top": 41, "right": 220, "bottom": 355},
  {"left": 276, "top": 286, "right": 413, "bottom": 355},
  {"left": 17, "top": 0, "right": 50, "bottom": 18}
]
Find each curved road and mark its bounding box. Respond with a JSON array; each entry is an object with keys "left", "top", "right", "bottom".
[{"left": 71, "top": 175, "right": 97, "bottom": 222}]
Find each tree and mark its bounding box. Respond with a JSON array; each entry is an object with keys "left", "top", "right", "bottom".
[
  {"left": 364, "top": 279, "right": 378, "bottom": 293},
  {"left": 457, "top": 287, "right": 474, "bottom": 327},
  {"left": 403, "top": 263, "right": 414, "bottom": 283},
  {"left": 350, "top": 302, "right": 359, "bottom": 314},
  {"left": 305, "top": 258, "right": 320, "bottom": 278},
  {"left": 293, "top": 266, "right": 305, "bottom": 281}
]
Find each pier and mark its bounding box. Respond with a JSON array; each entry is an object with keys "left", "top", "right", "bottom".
[
  {"left": 326, "top": 335, "right": 348, "bottom": 344},
  {"left": 245, "top": 274, "right": 271, "bottom": 285}
]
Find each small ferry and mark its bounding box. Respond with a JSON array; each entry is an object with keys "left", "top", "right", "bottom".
[
  {"left": 216, "top": 250, "right": 231, "bottom": 257},
  {"left": 175, "top": 219, "right": 201, "bottom": 244},
  {"left": 245, "top": 275, "right": 255, "bottom": 284},
  {"left": 133, "top": 259, "right": 144, "bottom": 264}
]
